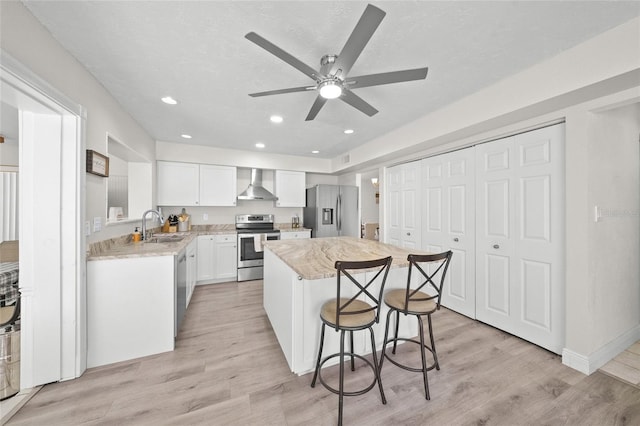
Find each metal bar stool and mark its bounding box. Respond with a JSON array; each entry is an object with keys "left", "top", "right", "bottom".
[
  {"left": 379, "top": 251, "right": 452, "bottom": 400},
  {"left": 311, "top": 256, "right": 392, "bottom": 426}
]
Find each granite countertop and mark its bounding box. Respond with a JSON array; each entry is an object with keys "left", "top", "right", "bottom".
[
  {"left": 264, "top": 236, "right": 427, "bottom": 280},
  {"left": 88, "top": 233, "right": 198, "bottom": 261},
  {"left": 88, "top": 223, "right": 311, "bottom": 261}
]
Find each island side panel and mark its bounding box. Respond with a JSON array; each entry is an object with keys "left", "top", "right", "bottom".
[
  {"left": 87, "top": 255, "right": 175, "bottom": 368},
  {"left": 263, "top": 249, "right": 297, "bottom": 370}
]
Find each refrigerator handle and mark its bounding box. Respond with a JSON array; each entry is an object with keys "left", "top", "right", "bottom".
[{"left": 337, "top": 194, "right": 342, "bottom": 232}]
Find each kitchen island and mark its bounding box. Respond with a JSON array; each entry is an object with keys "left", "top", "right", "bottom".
[{"left": 264, "top": 236, "right": 424, "bottom": 375}]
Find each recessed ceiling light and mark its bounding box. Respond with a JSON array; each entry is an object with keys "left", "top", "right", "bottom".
[
  {"left": 255, "top": 143, "right": 265, "bottom": 148},
  {"left": 161, "top": 96, "right": 178, "bottom": 105},
  {"left": 270, "top": 115, "right": 283, "bottom": 123},
  {"left": 344, "top": 129, "right": 354, "bottom": 134},
  {"left": 312, "top": 150, "right": 319, "bottom": 154},
  {"left": 181, "top": 134, "right": 192, "bottom": 139}
]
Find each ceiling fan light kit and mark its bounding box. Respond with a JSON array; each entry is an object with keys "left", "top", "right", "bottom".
[
  {"left": 246, "top": 3, "right": 428, "bottom": 121},
  {"left": 318, "top": 79, "right": 342, "bottom": 99}
]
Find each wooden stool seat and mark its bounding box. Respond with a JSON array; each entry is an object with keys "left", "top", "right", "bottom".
[{"left": 383, "top": 289, "right": 437, "bottom": 314}]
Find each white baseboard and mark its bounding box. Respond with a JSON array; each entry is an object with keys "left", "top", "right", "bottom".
[{"left": 562, "top": 324, "right": 640, "bottom": 375}]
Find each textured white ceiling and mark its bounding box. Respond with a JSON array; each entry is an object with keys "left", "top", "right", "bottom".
[{"left": 20, "top": 1, "right": 640, "bottom": 159}]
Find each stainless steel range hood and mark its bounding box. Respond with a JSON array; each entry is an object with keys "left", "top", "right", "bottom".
[{"left": 237, "top": 169, "right": 278, "bottom": 201}]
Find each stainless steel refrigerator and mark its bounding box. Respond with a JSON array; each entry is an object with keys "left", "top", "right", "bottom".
[{"left": 304, "top": 185, "right": 359, "bottom": 238}]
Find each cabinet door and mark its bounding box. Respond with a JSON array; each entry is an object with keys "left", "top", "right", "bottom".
[
  {"left": 196, "top": 235, "right": 215, "bottom": 282},
  {"left": 199, "top": 165, "right": 237, "bottom": 206},
  {"left": 475, "top": 124, "right": 564, "bottom": 354},
  {"left": 186, "top": 241, "right": 197, "bottom": 306},
  {"left": 421, "top": 148, "right": 476, "bottom": 319},
  {"left": 215, "top": 235, "right": 237, "bottom": 280},
  {"left": 157, "top": 161, "right": 199, "bottom": 206},
  {"left": 385, "top": 161, "right": 421, "bottom": 249},
  {"left": 274, "top": 170, "right": 306, "bottom": 207}
]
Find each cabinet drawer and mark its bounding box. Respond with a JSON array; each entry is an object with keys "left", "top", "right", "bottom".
[{"left": 215, "top": 234, "right": 236, "bottom": 243}]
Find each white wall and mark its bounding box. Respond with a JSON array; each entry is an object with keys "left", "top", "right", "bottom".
[
  {"left": 0, "top": 1, "right": 157, "bottom": 244},
  {"left": 0, "top": 143, "right": 18, "bottom": 166},
  {"left": 588, "top": 103, "right": 640, "bottom": 350}
]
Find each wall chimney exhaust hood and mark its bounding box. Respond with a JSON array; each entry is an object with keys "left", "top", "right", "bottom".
[{"left": 237, "top": 168, "right": 278, "bottom": 201}]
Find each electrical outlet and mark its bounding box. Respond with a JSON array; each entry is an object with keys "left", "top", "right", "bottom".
[
  {"left": 93, "top": 217, "right": 102, "bottom": 232},
  {"left": 203, "top": 213, "right": 209, "bottom": 221},
  {"left": 85, "top": 221, "right": 91, "bottom": 236}
]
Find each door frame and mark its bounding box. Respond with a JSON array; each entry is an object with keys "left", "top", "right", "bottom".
[{"left": 1, "top": 51, "right": 86, "bottom": 385}]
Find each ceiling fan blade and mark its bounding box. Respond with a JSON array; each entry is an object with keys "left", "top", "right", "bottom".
[
  {"left": 330, "top": 4, "right": 386, "bottom": 78},
  {"left": 245, "top": 32, "right": 318, "bottom": 80},
  {"left": 249, "top": 85, "right": 316, "bottom": 97},
  {"left": 346, "top": 67, "right": 428, "bottom": 89},
  {"left": 305, "top": 96, "right": 328, "bottom": 121},
  {"left": 340, "top": 90, "right": 378, "bottom": 117}
]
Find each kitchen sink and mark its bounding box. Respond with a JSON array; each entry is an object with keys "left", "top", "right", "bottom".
[{"left": 144, "top": 235, "right": 185, "bottom": 244}]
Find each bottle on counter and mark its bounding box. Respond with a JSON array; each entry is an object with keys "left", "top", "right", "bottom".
[
  {"left": 179, "top": 208, "right": 191, "bottom": 232},
  {"left": 132, "top": 227, "right": 141, "bottom": 242}
]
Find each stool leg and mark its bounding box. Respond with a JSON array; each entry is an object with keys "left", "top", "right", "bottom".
[
  {"left": 311, "top": 323, "right": 326, "bottom": 388},
  {"left": 427, "top": 313, "right": 440, "bottom": 370},
  {"left": 349, "top": 330, "right": 355, "bottom": 371},
  {"left": 369, "top": 327, "right": 386, "bottom": 405},
  {"left": 392, "top": 309, "right": 400, "bottom": 354},
  {"left": 417, "top": 316, "right": 430, "bottom": 400},
  {"left": 338, "top": 329, "right": 346, "bottom": 426},
  {"left": 379, "top": 308, "right": 394, "bottom": 372}
]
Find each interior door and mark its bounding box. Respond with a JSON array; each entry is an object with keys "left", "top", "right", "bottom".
[
  {"left": 421, "top": 148, "right": 476, "bottom": 318},
  {"left": 385, "top": 162, "right": 421, "bottom": 249},
  {"left": 475, "top": 124, "right": 565, "bottom": 353}
]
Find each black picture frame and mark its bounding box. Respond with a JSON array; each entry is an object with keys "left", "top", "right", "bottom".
[{"left": 86, "top": 149, "right": 109, "bottom": 177}]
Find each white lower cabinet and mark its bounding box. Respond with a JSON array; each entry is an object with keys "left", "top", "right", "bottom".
[
  {"left": 197, "top": 234, "right": 237, "bottom": 283},
  {"left": 280, "top": 230, "right": 311, "bottom": 240},
  {"left": 197, "top": 235, "right": 215, "bottom": 282},
  {"left": 215, "top": 234, "right": 238, "bottom": 280}
]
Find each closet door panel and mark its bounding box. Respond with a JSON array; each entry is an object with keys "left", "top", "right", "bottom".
[
  {"left": 476, "top": 124, "right": 564, "bottom": 354},
  {"left": 422, "top": 148, "right": 475, "bottom": 318}
]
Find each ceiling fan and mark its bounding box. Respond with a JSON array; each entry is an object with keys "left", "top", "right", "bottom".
[{"left": 245, "top": 3, "right": 429, "bottom": 121}]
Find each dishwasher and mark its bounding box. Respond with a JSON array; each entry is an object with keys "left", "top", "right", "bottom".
[{"left": 175, "top": 251, "right": 187, "bottom": 336}]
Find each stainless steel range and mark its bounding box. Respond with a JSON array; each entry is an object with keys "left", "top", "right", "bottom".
[{"left": 236, "top": 214, "right": 280, "bottom": 281}]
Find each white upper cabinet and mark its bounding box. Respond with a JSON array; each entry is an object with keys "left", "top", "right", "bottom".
[
  {"left": 157, "top": 161, "right": 200, "bottom": 206},
  {"left": 199, "top": 164, "right": 237, "bottom": 206},
  {"left": 274, "top": 170, "right": 306, "bottom": 207},
  {"left": 157, "top": 161, "right": 236, "bottom": 206}
]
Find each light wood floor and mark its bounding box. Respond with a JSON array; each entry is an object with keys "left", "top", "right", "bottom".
[
  {"left": 7, "top": 280, "right": 640, "bottom": 425},
  {"left": 600, "top": 341, "right": 640, "bottom": 388}
]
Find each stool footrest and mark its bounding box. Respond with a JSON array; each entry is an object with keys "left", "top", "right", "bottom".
[
  {"left": 382, "top": 337, "right": 437, "bottom": 372},
  {"left": 316, "top": 353, "right": 380, "bottom": 397}
]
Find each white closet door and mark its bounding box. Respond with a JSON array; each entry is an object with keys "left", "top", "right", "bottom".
[
  {"left": 421, "top": 148, "right": 476, "bottom": 318},
  {"left": 385, "top": 162, "right": 421, "bottom": 249},
  {"left": 476, "top": 124, "right": 564, "bottom": 353}
]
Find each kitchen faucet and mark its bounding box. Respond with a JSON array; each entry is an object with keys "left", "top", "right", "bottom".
[{"left": 141, "top": 209, "right": 164, "bottom": 241}]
